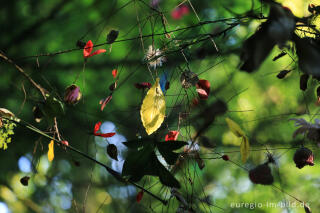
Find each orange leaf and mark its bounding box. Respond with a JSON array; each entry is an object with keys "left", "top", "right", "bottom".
[
  {"left": 48, "top": 140, "right": 54, "bottom": 162},
  {"left": 112, "top": 69, "right": 118, "bottom": 78}
]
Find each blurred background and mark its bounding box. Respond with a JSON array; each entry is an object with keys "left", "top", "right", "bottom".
[{"left": 1, "top": 0, "right": 320, "bottom": 212}]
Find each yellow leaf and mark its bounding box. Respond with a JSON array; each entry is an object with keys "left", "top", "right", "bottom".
[
  {"left": 240, "top": 136, "right": 250, "bottom": 163},
  {"left": 225, "top": 117, "right": 245, "bottom": 138},
  {"left": 48, "top": 140, "right": 54, "bottom": 162},
  {"left": 140, "top": 78, "right": 166, "bottom": 135}
]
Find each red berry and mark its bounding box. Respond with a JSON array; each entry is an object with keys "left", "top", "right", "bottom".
[{"left": 222, "top": 155, "right": 229, "bottom": 161}]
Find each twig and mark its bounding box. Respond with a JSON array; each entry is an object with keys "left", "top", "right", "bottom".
[
  {"left": 0, "top": 50, "right": 47, "bottom": 99},
  {"left": 2, "top": 116, "right": 168, "bottom": 205}
]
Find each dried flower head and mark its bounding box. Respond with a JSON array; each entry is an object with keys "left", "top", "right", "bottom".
[
  {"left": 293, "top": 147, "right": 314, "bottom": 169},
  {"left": 249, "top": 163, "right": 274, "bottom": 185},
  {"left": 290, "top": 118, "right": 320, "bottom": 142},
  {"left": 145, "top": 45, "right": 166, "bottom": 69}
]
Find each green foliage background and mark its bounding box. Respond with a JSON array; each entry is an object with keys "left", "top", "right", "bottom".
[{"left": 0, "top": 0, "right": 319, "bottom": 212}]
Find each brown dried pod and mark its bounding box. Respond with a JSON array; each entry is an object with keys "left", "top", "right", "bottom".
[
  {"left": 20, "top": 176, "right": 30, "bottom": 186},
  {"left": 221, "top": 155, "right": 229, "bottom": 161},
  {"left": 276, "top": 70, "right": 291, "bottom": 79},
  {"left": 293, "top": 147, "right": 314, "bottom": 169},
  {"left": 33, "top": 105, "right": 43, "bottom": 123},
  {"left": 180, "top": 70, "right": 199, "bottom": 89},
  {"left": 107, "top": 144, "right": 118, "bottom": 161},
  {"left": 109, "top": 82, "right": 117, "bottom": 91},
  {"left": 76, "top": 40, "right": 86, "bottom": 48},
  {"left": 300, "top": 74, "right": 309, "bottom": 91},
  {"left": 249, "top": 163, "right": 274, "bottom": 185}
]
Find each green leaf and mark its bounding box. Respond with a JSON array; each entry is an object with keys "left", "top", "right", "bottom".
[
  {"left": 122, "top": 138, "right": 154, "bottom": 149},
  {"left": 156, "top": 158, "right": 180, "bottom": 188},
  {"left": 122, "top": 143, "right": 154, "bottom": 178},
  {"left": 157, "top": 141, "right": 188, "bottom": 150},
  {"left": 240, "top": 136, "right": 250, "bottom": 163},
  {"left": 156, "top": 141, "right": 187, "bottom": 165}
]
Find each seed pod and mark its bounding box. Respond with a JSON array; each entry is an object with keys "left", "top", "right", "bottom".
[
  {"left": 134, "top": 82, "right": 152, "bottom": 89},
  {"left": 107, "top": 30, "right": 119, "bottom": 44},
  {"left": 273, "top": 51, "right": 287, "bottom": 61},
  {"left": 180, "top": 70, "right": 199, "bottom": 89},
  {"left": 300, "top": 74, "right": 309, "bottom": 91},
  {"left": 76, "top": 40, "right": 86, "bottom": 48},
  {"left": 64, "top": 85, "right": 82, "bottom": 105},
  {"left": 194, "top": 152, "right": 205, "bottom": 170},
  {"left": 249, "top": 163, "right": 274, "bottom": 185},
  {"left": 293, "top": 147, "right": 314, "bottom": 169},
  {"left": 276, "top": 70, "right": 291, "bottom": 79},
  {"left": 109, "top": 82, "right": 117, "bottom": 91},
  {"left": 107, "top": 144, "right": 118, "bottom": 161},
  {"left": 20, "top": 176, "right": 30, "bottom": 186},
  {"left": 73, "top": 160, "right": 81, "bottom": 167},
  {"left": 222, "top": 155, "right": 229, "bottom": 161},
  {"left": 33, "top": 105, "right": 43, "bottom": 123}
]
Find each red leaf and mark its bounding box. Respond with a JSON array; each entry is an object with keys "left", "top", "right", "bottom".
[
  {"left": 171, "top": 4, "right": 189, "bottom": 20},
  {"left": 99, "top": 95, "right": 112, "bottom": 111},
  {"left": 180, "top": 5, "right": 190, "bottom": 15},
  {"left": 83, "top": 40, "right": 106, "bottom": 58},
  {"left": 94, "top": 132, "right": 116, "bottom": 138},
  {"left": 196, "top": 79, "right": 210, "bottom": 100},
  {"left": 61, "top": 141, "right": 69, "bottom": 146},
  {"left": 93, "top": 121, "right": 115, "bottom": 138},
  {"left": 134, "top": 82, "right": 152, "bottom": 89},
  {"left": 165, "top": 131, "right": 180, "bottom": 141},
  {"left": 191, "top": 98, "right": 199, "bottom": 107},
  {"left": 112, "top": 69, "right": 118, "bottom": 78},
  {"left": 171, "top": 9, "right": 182, "bottom": 20},
  {"left": 136, "top": 190, "right": 144, "bottom": 203},
  {"left": 83, "top": 40, "right": 93, "bottom": 58},
  {"left": 88, "top": 49, "right": 106, "bottom": 57},
  {"left": 94, "top": 122, "right": 102, "bottom": 134}
]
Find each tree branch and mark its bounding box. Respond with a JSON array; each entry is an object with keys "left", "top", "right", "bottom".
[{"left": 0, "top": 50, "right": 47, "bottom": 99}]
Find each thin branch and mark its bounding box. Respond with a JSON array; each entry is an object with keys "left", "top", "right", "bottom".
[
  {"left": 2, "top": 116, "right": 168, "bottom": 205},
  {"left": 0, "top": 50, "right": 47, "bottom": 99}
]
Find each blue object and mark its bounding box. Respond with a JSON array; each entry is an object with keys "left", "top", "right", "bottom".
[{"left": 160, "top": 71, "right": 169, "bottom": 94}]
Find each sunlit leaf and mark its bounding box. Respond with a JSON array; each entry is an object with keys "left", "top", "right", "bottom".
[
  {"left": 240, "top": 136, "right": 250, "bottom": 163},
  {"left": 140, "top": 78, "right": 166, "bottom": 135},
  {"left": 225, "top": 117, "right": 245, "bottom": 138},
  {"left": 48, "top": 140, "right": 54, "bottom": 162}
]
